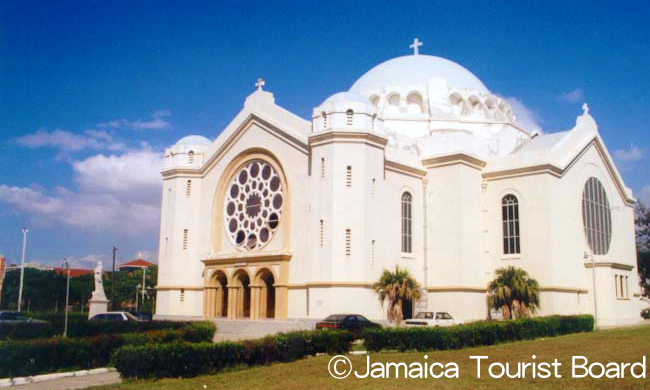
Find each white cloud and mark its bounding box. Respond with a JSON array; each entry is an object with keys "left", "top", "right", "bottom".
[
  {"left": 64, "top": 254, "right": 109, "bottom": 269},
  {"left": 614, "top": 144, "right": 645, "bottom": 163},
  {"left": 14, "top": 129, "right": 126, "bottom": 152},
  {"left": 0, "top": 148, "right": 163, "bottom": 236},
  {"left": 99, "top": 109, "right": 172, "bottom": 131},
  {"left": 133, "top": 250, "right": 157, "bottom": 263},
  {"left": 557, "top": 88, "right": 585, "bottom": 103},
  {"left": 503, "top": 96, "right": 543, "bottom": 133}
]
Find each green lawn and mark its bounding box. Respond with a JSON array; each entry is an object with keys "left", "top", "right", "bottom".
[{"left": 94, "top": 325, "right": 649, "bottom": 390}]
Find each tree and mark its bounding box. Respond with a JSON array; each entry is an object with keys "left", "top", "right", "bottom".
[
  {"left": 487, "top": 266, "right": 540, "bottom": 320},
  {"left": 635, "top": 201, "right": 650, "bottom": 297},
  {"left": 103, "top": 266, "right": 158, "bottom": 311},
  {"left": 373, "top": 266, "right": 421, "bottom": 326}
]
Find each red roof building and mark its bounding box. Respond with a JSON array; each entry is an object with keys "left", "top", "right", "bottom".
[
  {"left": 54, "top": 268, "right": 94, "bottom": 278},
  {"left": 118, "top": 259, "right": 155, "bottom": 272}
]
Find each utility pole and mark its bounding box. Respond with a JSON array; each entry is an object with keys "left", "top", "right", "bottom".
[
  {"left": 141, "top": 266, "right": 146, "bottom": 311},
  {"left": 17, "top": 228, "right": 28, "bottom": 312},
  {"left": 111, "top": 246, "right": 117, "bottom": 310},
  {"left": 63, "top": 258, "right": 70, "bottom": 338}
]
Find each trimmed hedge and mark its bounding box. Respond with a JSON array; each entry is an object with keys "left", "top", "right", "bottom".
[
  {"left": 0, "top": 322, "right": 215, "bottom": 377},
  {"left": 31, "top": 312, "right": 192, "bottom": 338},
  {"left": 0, "top": 321, "right": 55, "bottom": 340},
  {"left": 363, "top": 315, "right": 594, "bottom": 352},
  {"left": 113, "top": 330, "right": 355, "bottom": 379},
  {"left": 1, "top": 312, "right": 203, "bottom": 340}
]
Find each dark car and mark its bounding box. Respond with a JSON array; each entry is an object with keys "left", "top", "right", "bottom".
[
  {"left": 0, "top": 311, "right": 48, "bottom": 324},
  {"left": 89, "top": 311, "right": 141, "bottom": 322},
  {"left": 315, "top": 314, "right": 381, "bottom": 336},
  {"left": 128, "top": 311, "right": 153, "bottom": 321}
]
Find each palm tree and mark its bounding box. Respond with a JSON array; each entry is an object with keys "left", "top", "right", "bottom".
[
  {"left": 487, "top": 266, "right": 540, "bottom": 319},
  {"left": 373, "top": 266, "right": 421, "bottom": 326}
]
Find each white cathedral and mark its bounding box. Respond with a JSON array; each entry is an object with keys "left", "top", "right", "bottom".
[{"left": 155, "top": 41, "right": 645, "bottom": 326}]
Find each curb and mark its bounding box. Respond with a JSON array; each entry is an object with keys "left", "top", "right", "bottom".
[{"left": 0, "top": 368, "right": 116, "bottom": 388}]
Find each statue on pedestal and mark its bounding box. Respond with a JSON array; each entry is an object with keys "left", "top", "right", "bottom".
[{"left": 88, "top": 261, "right": 109, "bottom": 319}]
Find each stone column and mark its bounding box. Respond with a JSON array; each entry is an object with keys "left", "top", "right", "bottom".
[
  {"left": 250, "top": 285, "right": 262, "bottom": 320},
  {"left": 227, "top": 286, "right": 238, "bottom": 319},
  {"left": 275, "top": 285, "right": 288, "bottom": 319},
  {"left": 215, "top": 287, "right": 223, "bottom": 318}
]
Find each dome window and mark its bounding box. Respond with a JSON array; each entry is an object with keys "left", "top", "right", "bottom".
[
  {"left": 322, "top": 112, "right": 328, "bottom": 129},
  {"left": 370, "top": 95, "right": 380, "bottom": 107},
  {"left": 387, "top": 93, "right": 400, "bottom": 115},
  {"left": 450, "top": 92, "right": 469, "bottom": 116},
  {"left": 407, "top": 92, "right": 423, "bottom": 114},
  {"left": 346, "top": 109, "right": 354, "bottom": 126},
  {"left": 188, "top": 150, "right": 195, "bottom": 164}
]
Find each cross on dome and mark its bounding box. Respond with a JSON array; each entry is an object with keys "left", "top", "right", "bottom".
[
  {"left": 410, "top": 38, "right": 423, "bottom": 55},
  {"left": 255, "top": 78, "right": 265, "bottom": 91}
]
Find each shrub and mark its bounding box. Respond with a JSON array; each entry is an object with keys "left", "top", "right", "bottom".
[
  {"left": 0, "top": 322, "right": 215, "bottom": 377},
  {"left": 642, "top": 307, "right": 650, "bottom": 319},
  {"left": 363, "top": 315, "right": 594, "bottom": 352},
  {"left": 0, "top": 321, "right": 55, "bottom": 341},
  {"left": 113, "top": 330, "right": 354, "bottom": 379}
]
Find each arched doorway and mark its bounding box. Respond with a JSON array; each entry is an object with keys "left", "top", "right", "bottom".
[
  {"left": 212, "top": 271, "right": 228, "bottom": 318},
  {"left": 233, "top": 270, "right": 251, "bottom": 318},
  {"left": 256, "top": 268, "right": 276, "bottom": 319}
]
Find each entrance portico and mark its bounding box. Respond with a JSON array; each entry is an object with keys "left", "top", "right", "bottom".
[{"left": 202, "top": 253, "right": 290, "bottom": 320}]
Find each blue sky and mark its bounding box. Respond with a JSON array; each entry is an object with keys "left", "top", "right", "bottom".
[{"left": 1, "top": 0, "right": 648, "bottom": 268}]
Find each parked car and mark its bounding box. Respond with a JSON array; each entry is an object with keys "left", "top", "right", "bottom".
[
  {"left": 0, "top": 311, "right": 48, "bottom": 324},
  {"left": 128, "top": 311, "right": 153, "bottom": 321},
  {"left": 404, "top": 311, "right": 464, "bottom": 327},
  {"left": 89, "top": 311, "right": 141, "bottom": 322},
  {"left": 315, "top": 314, "right": 381, "bottom": 336}
]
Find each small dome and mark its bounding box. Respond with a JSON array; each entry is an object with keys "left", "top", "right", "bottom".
[
  {"left": 350, "top": 55, "right": 488, "bottom": 94},
  {"left": 175, "top": 135, "right": 212, "bottom": 146},
  {"left": 321, "top": 92, "right": 371, "bottom": 106}
]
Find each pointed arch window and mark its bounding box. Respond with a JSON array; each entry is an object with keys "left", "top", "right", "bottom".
[
  {"left": 502, "top": 195, "right": 520, "bottom": 254},
  {"left": 401, "top": 192, "right": 412, "bottom": 253}
]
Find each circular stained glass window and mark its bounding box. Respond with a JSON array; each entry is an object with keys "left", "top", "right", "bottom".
[{"left": 225, "top": 160, "right": 284, "bottom": 250}]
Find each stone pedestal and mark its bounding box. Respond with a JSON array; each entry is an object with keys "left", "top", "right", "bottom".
[{"left": 88, "top": 299, "right": 108, "bottom": 319}]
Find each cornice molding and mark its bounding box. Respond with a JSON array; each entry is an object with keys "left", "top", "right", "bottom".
[
  {"left": 422, "top": 153, "right": 487, "bottom": 171},
  {"left": 385, "top": 160, "right": 427, "bottom": 178},
  {"left": 309, "top": 131, "right": 388, "bottom": 149},
  {"left": 202, "top": 251, "right": 292, "bottom": 266},
  {"left": 584, "top": 261, "right": 635, "bottom": 271}
]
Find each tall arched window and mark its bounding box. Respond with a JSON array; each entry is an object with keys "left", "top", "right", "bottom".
[
  {"left": 582, "top": 177, "right": 612, "bottom": 255},
  {"left": 322, "top": 112, "right": 327, "bottom": 129},
  {"left": 346, "top": 109, "right": 353, "bottom": 126},
  {"left": 188, "top": 151, "right": 195, "bottom": 164},
  {"left": 502, "top": 195, "right": 520, "bottom": 254},
  {"left": 401, "top": 192, "right": 412, "bottom": 253}
]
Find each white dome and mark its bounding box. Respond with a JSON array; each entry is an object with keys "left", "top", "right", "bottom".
[
  {"left": 349, "top": 55, "right": 488, "bottom": 94},
  {"left": 321, "top": 91, "right": 371, "bottom": 105},
  {"left": 175, "top": 135, "right": 212, "bottom": 146}
]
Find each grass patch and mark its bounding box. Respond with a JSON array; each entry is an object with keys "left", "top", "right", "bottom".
[{"left": 91, "top": 326, "right": 649, "bottom": 390}]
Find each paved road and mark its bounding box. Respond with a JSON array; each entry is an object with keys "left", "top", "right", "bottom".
[{"left": 12, "top": 372, "right": 121, "bottom": 390}]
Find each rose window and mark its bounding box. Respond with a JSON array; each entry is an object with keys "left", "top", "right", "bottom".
[{"left": 225, "top": 160, "right": 283, "bottom": 250}]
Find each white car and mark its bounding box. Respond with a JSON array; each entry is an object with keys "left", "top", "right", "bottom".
[{"left": 404, "top": 311, "right": 464, "bottom": 327}]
